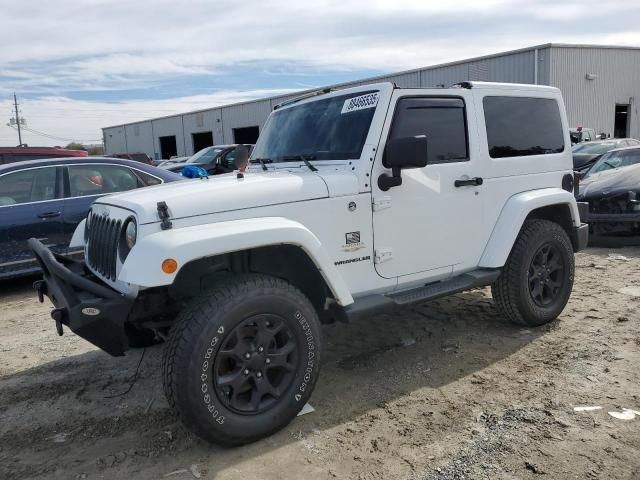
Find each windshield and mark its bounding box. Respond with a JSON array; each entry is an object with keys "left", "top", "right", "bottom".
[
  {"left": 251, "top": 90, "right": 379, "bottom": 162},
  {"left": 589, "top": 149, "right": 640, "bottom": 174},
  {"left": 573, "top": 142, "right": 618, "bottom": 155},
  {"left": 186, "top": 147, "right": 224, "bottom": 165}
]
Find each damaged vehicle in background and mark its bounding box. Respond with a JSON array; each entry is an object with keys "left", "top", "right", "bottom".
[
  {"left": 576, "top": 146, "right": 640, "bottom": 242},
  {"left": 572, "top": 138, "right": 640, "bottom": 173},
  {"left": 570, "top": 127, "right": 598, "bottom": 145},
  {"left": 162, "top": 144, "right": 254, "bottom": 175}
]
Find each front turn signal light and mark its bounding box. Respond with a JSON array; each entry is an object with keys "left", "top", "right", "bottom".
[{"left": 162, "top": 258, "right": 178, "bottom": 274}]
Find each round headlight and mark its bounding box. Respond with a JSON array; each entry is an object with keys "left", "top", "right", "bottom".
[{"left": 125, "top": 220, "right": 137, "bottom": 249}]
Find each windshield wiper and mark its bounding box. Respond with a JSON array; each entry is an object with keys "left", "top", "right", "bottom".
[
  {"left": 251, "top": 157, "right": 271, "bottom": 171},
  {"left": 603, "top": 161, "right": 617, "bottom": 169},
  {"left": 279, "top": 154, "right": 318, "bottom": 172}
]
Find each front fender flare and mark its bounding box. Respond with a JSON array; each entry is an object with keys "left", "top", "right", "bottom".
[
  {"left": 119, "top": 217, "right": 354, "bottom": 306},
  {"left": 479, "top": 188, "right": 581, "bottom": 268}
]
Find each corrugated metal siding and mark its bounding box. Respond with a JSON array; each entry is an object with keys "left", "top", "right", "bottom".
[
  {"left": 469, "top": 50, "right": 535, "bottom": 83},
  {"left": 103, "top": 127, "right": 127, "bottom": 154},
  {"left": 352, "top": 71, "right": 420, "bottom": 88},
  {"left": 221, "top": 99, "right": 272, "bottom": 144},
  {"left": 182, "top": 108, "right": 223, "bottom": 154},
  {"left": 537, "top": 47, "right": 551, "bottom": 85},
  {"left": 151, "top": 116, "right": 186, "bottom": 157},
  {"left": 102, "top": 45, "right": 640, "bottom": 156},
  {"left": 420, "top": 63, "right": 469, "bottom": 87},
  {"left": 124, "top": 122, "right": 154, "bottom": 158},
  {"left": 551, "top": 46, "right": 640, "bottom": 139}
]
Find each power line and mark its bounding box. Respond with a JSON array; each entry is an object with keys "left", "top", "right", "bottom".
[{"left": 6, "top": 124, "right": 101, "bottom": 143}]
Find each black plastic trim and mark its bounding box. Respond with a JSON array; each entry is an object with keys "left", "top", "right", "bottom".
[
  {"left": 334, "top": 268, "right": 501, "bottom": 322},
  {"left": 572, "top": 223, "right": 589, "bottom": 251}
]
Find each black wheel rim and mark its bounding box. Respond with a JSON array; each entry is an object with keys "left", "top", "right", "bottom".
[
  {"left": 528, "top": 242, "right": 565, "bottom": 307},
  {"left": 213, "top": 314, "right": 297, "bottom": 415}
]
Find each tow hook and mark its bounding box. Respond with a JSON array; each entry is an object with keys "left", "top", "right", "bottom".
[
  {"left": 51, "top": 308, "right": 66, "bottom": 336},
  {"left": 33, "top": 280, "right": 47, "bottom": 303}
]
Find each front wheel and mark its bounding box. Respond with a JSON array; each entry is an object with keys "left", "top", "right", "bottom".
[
  {"left": 492, "top": 219, "right": 575, "bottom": 326},
  {"left": 162, "top": 274, "right": 321, "bottom": 445}
]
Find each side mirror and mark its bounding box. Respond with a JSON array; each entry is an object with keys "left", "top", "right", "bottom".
[{"left": 378, "top": 135, "right": 428, "bottom": 191}]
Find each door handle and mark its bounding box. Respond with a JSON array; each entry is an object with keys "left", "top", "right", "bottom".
[
  {"left": 454, "top": 177, "right": 483, "bottom": 187},
  {"left": 37, "top": 211, "right": 61, "bottom": 219}
]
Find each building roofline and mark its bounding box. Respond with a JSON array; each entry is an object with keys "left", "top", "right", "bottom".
[{"left": 102, "top": 43, "right": 640, "bottom": 131}]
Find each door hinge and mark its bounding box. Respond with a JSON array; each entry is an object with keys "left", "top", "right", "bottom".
[
  {"left": 374, "top": 248, "right": 393, "bottom": 264},
  {"left": 372, "top": 196, "right": 392, "bottom": 211}
]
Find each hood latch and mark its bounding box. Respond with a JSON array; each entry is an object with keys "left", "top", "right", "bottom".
[{"left": 157, "top": 201, "right": 173, "bottom": 230}]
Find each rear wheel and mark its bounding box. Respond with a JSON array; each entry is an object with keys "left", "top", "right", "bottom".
[
  {"left": 162, "top": 274, "right": 321, "bottom": 445},
  {"left": 492, "top": 219, "right": 575, "bottom": 326}
]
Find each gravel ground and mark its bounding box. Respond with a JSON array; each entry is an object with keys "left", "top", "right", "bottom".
[{"left": 1, "top": 247, "right": 639, "bottom": 480}]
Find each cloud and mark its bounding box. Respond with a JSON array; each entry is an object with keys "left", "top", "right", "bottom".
[
  {"left": 0, "top": 88, "right": 299, "bottom": 146},
  {"left": 0, "top": 0, "right": 638, "bottom": 145}
]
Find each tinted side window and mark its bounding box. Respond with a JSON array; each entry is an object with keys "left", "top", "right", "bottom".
[
  {"left": 484, "top": 96, "right": 564, "bottom": 158},
  {"left": 68, "top": 164, "right": 141, "bottom": 197},
  {"left": 0, "top": 167, "right": 58, "bottom": 205},
  {"left": 389, "top": 97, "right": 468, "bottom": 163}
]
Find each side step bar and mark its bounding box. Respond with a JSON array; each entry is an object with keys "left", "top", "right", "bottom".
[{"left": 334, "top": 269, "right": 501, "bottom": 322}]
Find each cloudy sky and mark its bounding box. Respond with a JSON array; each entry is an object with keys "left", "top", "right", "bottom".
[{"left": 1, "top": 0, "right": 639, "bottom": 147}]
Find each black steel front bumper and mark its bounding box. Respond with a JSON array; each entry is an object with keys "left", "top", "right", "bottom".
[{"left": 28, "top": 238, "right": 134, "bottom": 356}]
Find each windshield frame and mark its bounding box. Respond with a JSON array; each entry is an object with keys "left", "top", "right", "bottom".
[{"left": 251, "top": 85, "right": 392, "bottom": 165}]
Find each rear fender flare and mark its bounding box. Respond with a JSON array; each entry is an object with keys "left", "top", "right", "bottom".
[{"left": 479, "top": 188, "right": 580, "bottom": 268}]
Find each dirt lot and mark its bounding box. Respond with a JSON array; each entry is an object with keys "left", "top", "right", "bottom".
[{"left": 1, "top": 247, "right": 639, "bottom": 480}]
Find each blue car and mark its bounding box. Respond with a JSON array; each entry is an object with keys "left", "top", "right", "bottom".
[{"left": 0, "top": 157, "right": 182, "bottom": 279}]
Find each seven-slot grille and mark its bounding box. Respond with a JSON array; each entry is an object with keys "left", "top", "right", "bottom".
[{"left": 86, "top": 212, "right": 122, "bottom": 281}]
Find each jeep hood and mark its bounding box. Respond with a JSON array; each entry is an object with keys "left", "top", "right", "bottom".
[
  {"left": 577, "top": 163, "right": 640, "bottom": 200},
  {"left": 95, "top": 171, "right": 330, "bottom": 224}
]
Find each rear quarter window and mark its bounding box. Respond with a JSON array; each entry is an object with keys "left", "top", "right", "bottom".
[{"left": 483, "top": 96, "right": 565, "bottom": 158}]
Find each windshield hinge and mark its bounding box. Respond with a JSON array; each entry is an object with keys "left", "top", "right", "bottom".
[
  {"left": 372, "top": 196, "right": 392, "bottom": 212},
  {"left": 374, "top": 248, "right": 393, "bottom": 264}
]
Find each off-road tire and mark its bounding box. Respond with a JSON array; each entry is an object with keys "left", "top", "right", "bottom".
[
  {"left": 492, "top": 219, "right": 574, "bottom": 326},
  {"left": 162, "top": 274, "right": 321, "bottom": 446}
]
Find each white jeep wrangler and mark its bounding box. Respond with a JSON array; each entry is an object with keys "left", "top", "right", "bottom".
[{"left": 30, "top": 81, "right": 588, "bottom": 446}]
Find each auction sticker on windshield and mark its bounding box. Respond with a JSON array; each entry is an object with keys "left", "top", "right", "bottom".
[{"left": 341, "top": 92, "right": 379, "bottom": 114}]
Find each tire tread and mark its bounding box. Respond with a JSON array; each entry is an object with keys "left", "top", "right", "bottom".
[
  {"left": 492, "top": 219, "right": 574, "bottom": 326},
  {"left": 161, "top": 274, "right": 319, "bottom": 446}
]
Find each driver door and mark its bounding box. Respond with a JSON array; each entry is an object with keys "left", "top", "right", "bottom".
[{"left": 371, "top": 89, "right": 485, "bottom": 280}]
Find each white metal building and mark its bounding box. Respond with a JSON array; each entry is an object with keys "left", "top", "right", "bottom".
[{"left": 103, "top": 43, "right": 640, "bottom": 159}]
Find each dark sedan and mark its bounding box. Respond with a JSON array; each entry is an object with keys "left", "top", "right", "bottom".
[
  {"left": 576, "top": 146, "right": 640, "bottom": 239},
  {"left": 164, "top": 144, "right": 253, "bottom": 175},
  {"left": 572, "top": 138, "right": 640, "bottom": 173},
  {"left": 0, "top": 157, "right": 181, "bottom": 279}
]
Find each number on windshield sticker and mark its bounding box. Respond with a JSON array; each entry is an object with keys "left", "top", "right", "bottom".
[{"left": 341, "top": 93, "right": 379, "bottom": 114}]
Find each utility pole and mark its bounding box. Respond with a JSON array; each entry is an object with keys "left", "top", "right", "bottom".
[{"left": 13, "top": 93, "right": 22, "bottom": 145}]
